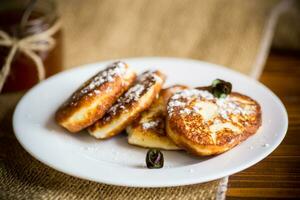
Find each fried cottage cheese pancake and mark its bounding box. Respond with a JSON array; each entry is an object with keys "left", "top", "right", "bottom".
[
  {"left": 127, "top": 85, "right": 187, "bottom": 150},
  {"left": 88, "top": 70, "right": 166, "bottom": 139},
  {"left": 166, "top": 89, "right": 261, "bottom": 156},
  {"left": 55, "top": 61, "right": 136, "bottom": 132}
]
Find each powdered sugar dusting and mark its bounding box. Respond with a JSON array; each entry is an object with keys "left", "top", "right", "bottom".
[
  {"left": 168, "top": 89, "right": 212, "bottom": 116},
  {"left": 138, "top": 70, "right": 162, "bottom": 83},
  {"left": 69, "top": 61, "right": 127, "bottom": 105},
  {"left": 124, "top": 84, "right": 145, "bottom": 102},
  {"left": 180, "top": 108, "right": 192, "bottom": 115},
  {"left": 104, "top": 71, "right": 160, "bottom": 120},
  {"left": 167, "top": 89, "right": 256, "bottom": 120},
  {"left": 142, "top": 120, "right": 160, "bottom": 130},
  {"left": 216, "top": 97, "right": 255, "bottom": 119},
  {"left": 82, "top": 61, "right": 126, "bottom": 93},
  {"left": 106, "top": 83, "right": 145, "bottom": 117}
]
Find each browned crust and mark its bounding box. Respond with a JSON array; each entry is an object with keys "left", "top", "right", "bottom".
[
  {"left": 160, "top": 85, "right": 189, "bottom": 111},
  {"left": 129, "top": 85, "right": 188, "bottom": 135},
  {"left": 129, "top": 111, "right": 166, "bottom": 136},
  {"left": 88, "top": 70, "right": 166, "bottom": 139},
  {"left": 166, "top": 90, "right": 262, "bottom": 156},
  {"left": 89, "top": 87, "right": 160, "bottom": 139},
  {"left": 55, "top": 62, "right": 136, "bottom": 132},
  {"left": 126, "top": 85, "right": 188, "bottom": 150}
]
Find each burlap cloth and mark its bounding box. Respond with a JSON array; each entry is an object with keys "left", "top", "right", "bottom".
[{"left": 0, "top": 0, "right": 298, "bottom": 199}]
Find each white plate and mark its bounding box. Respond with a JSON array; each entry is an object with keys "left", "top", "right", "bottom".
[{"left": 13, "top": 57, "right": 288, "bottom": 188}]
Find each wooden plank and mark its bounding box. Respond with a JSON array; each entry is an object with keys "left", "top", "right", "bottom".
[
  {"left": 228, "top": 188, "right": 300, "bottom": 198},
  {"left": 227, "top": 49, "right": 300, "bottom": 199}
]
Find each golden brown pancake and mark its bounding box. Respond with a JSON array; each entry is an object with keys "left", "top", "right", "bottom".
[
  {"left": 55, "top": 61, "right": 136, "bottom": 132},
  {"left": 88, "top": 70, "right": 166, "bottom": 139},
  {"left": 166, "top": 88, "right": 261, "bottom": 156},
  {"left": 127, "top": 85, "right": 187, "bottom": 150}
]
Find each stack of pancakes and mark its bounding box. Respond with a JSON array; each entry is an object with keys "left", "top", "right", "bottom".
[{"left": 56, "top": 61, "right": 261, "bottom": 156}]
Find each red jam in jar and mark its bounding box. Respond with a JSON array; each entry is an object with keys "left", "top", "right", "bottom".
[{"left": 0, "top": 0, "right": 63, "bottom": 93}]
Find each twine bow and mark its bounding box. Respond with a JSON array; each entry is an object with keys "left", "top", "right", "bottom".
[{"left": 0, "top": 20, "right": 62, "bottom": 92}]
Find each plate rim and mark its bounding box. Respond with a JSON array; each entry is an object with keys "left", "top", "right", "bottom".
[{"left": 13, "top": 57, "right": 288, "bottom": 187}]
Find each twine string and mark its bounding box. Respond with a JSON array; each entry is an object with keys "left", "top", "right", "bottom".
[{"left": 0, "top": 20, "right": 61, "bottom": 92}]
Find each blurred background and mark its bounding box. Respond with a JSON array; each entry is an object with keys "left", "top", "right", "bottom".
[
  {"left": 58, "top": 0, "right": 300, "bottom": 69},
  {"left": 0, "top": 0, "right": 299, "bottom": 94},
  {"left": 0, "top": 0, "right": 299, "bottom": 199}
]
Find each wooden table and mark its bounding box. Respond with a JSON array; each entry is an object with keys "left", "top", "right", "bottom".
[{"left": 227, "top": 50, "right": 300, "bottom": 199}]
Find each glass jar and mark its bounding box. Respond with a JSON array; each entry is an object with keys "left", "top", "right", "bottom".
[{"left": 0, "top": 0, "right": 63, "bottom": 93}]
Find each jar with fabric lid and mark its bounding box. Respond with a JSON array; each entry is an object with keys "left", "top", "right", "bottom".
[{"left": 0, "top": 0, "right": 63, "bottom": 93}]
